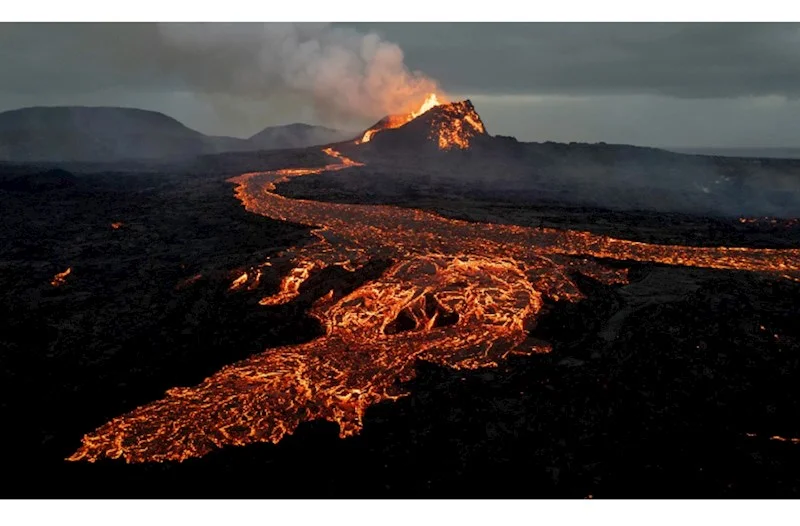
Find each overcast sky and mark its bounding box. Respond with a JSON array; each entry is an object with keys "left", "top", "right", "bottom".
[{"left": 1, "top": 22, "right": 799, "bottom": 147}]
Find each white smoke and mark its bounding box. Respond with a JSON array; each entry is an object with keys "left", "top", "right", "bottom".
[{"left": 155, "top": 23, "right": 443, "bottom": 123}]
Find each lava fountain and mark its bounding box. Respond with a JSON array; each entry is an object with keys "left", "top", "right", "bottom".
[{"left": 357, "top": 93, "right": 444, "bottom": 144}]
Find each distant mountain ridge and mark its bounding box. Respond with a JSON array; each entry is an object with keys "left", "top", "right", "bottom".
[
  {"left": 249, "top": 123, "right": 353, "bottom": 151},
  {"left": 0, "top": 106, "right": 353, "bottom": 163}
]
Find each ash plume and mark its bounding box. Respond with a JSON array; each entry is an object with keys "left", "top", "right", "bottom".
[{"left": 154, "top": 23, "right": 444, "bottom": 124}]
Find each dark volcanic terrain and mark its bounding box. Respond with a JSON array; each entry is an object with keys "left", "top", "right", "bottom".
[
  {"left": 2, "top": 136, "right": 800, "bottom": 497},
  {"left": 277, "top": 163, "right": 800, "bottom": 249},
  {"left": 335, "top": 107, "right": 800, "bottom": 218}
]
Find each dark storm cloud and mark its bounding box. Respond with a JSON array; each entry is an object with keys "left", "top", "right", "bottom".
[
  {"left": 3, "top": 23, "right": 799, "bottom": 102},
  {"left": 345, "top": 23, "right": 800, "bottom": 99}
]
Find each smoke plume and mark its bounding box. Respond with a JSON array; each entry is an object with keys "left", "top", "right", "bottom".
[{"left": 154, "top": 23, "right": 444, "bottom": 123}]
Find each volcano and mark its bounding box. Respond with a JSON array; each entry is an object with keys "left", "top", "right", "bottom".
[{"left": 357, "top": 99, "right": 489, "bottom": 152}]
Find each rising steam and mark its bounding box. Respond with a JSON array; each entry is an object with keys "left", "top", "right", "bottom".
[{"left": 156, "top": 23, "right": 444, "bottom": 123}]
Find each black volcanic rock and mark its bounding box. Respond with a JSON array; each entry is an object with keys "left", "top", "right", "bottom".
[{"left": 0, "top": 168, "right": 77, "bottom": 192}]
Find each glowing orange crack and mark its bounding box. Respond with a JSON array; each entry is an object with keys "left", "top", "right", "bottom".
[
  {"left": 228, "top": 272, "right": 248, "bottom": 291},
  {"left": 51, "top": 268, "right": 71, "bottom": 287}
]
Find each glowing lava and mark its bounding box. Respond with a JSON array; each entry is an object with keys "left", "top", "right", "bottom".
[
  {"left": 51, "top": 268, "right": 71, "bottom": 287},
  {"left": 176, "top": 274, "right": 203, "bottom": 290},
  {"left": 746, "top": 433, "right": 800, "bottom": 444},
  {"left": 68, "top": 142, "right": 800, "bottom": 464},
  {"left": 358, "top": 93, "right": 444, "bottom": 144},
  {"left": 739, "top": 217, "right": 800, "bottom": 228},
  {"left": 259, "top": 260, "right": 320, "bottom": 306},
  {"left": 360, "top": 98, "right": 487, "bottom": 150},
  {"left": 425, "top": 100, "right": 487, "bottom": 150}
]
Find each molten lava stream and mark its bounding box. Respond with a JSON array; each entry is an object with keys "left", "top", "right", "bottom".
[
  {"left": 68, "top": 141, "right": 800, "bottom": 464},
  {"left": 51, "top": 267, "right": 71, "bottom": 287}
]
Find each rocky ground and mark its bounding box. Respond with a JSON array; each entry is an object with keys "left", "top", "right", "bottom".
[
  {"left": 1, "top": 160, "right": 799, "bottom": 498},
  {"left": 278, "top": 164, "right": 800, "bottom": 248}
]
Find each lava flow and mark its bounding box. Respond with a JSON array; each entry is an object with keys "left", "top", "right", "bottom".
[
  {"left": 739, "top": 217, "right": 800, "bottom": 228},
  {"left": 68, "top": 101, "right": 800, "bottom": 464},
  {"left": 51, "top": 267, "right": 71, "bottom": 287}
]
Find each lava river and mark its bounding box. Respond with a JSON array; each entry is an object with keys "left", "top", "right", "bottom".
[{"left": 68, "top": 147, "right": 800, "bottom": 463}]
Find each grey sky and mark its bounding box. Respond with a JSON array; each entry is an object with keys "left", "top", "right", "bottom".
[{"left": 1, "top": 22, "right": 799, "bottom": 147}]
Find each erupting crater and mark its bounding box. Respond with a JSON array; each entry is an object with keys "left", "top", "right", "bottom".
[
  {"left": 68, "top": 100, "right": 800, "bottom": 464},
  {"left": 356, "top": 94, "right": 486, "bottom": 150}
]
